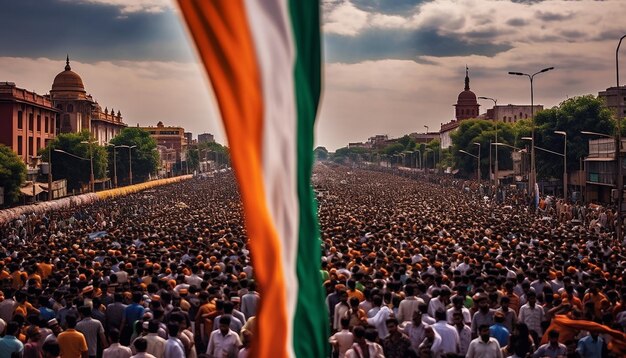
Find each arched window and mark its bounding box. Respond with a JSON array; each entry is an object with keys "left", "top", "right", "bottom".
[
  {"left": 56, "top": 104, "right": 63, "bottom": 111},
  {"left": 67, "top": 104, "right": 74, "bottom": 113},
  {"left": 525, "top": 114, "right": 528, "bottom": 119},
  {"left": 514, "top": 115, "right": 517, "bottom": 120}
]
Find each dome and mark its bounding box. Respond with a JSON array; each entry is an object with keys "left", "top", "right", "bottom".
[
  {"left": 457, "top": 90, "right": 477, "bottom": 103},
  {"left": 50, "top": 56, "right": 86, "bottom": 94}
]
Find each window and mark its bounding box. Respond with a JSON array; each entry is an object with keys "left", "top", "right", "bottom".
[
  {"left": 29, "top": 137, "right": 33, "bottom": 157},
  {"left": 37, "top": 115, "right": 41, "bottom": 132},
  {"left": 17, "top": 111, "right": 23, "bottom": 129},
  {"left": 525, "top": 114, "right": 528, "bottom": 119},
  {"left": 514, "top": 115, "right": 517, "bottom": 120},
  {"left": 17, "top": 136, "right": 22, "bottom": 156},
  {"left": 45, "top": 116, "right": 49, "bottom": 133},
  {"left": 67, "top": 104, "right": 74, "bottom": 113},
  {"left": 520, "top": 112, "right": 523, "bottom": 117},
  {"left": 28, "top": 113, "right": 34, "bottom": 131},
  {"left": 36, "top": 138, "right": 41, "bottom": 151},
  {"left": 56, "top": 104, "right": 63, "bottom": 111}
]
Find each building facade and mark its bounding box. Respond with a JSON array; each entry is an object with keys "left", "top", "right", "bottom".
[
  {"left": 484, "top": 104, "right": 544, "bottom": 123},
  {"left": 140, "top": 121, "right": 187, "bottom": 161},
  {"left": 598, "top": 86, "right": 626, "bottom": 119},
  {"left": 49, "top": 57, "right": 126, "bottom": 144},
  {"left": 0, "top": 82, "right": 58, "bottom": 164},
  {"left": 198, "top": 132, "right": 215, "bottom": 144}
]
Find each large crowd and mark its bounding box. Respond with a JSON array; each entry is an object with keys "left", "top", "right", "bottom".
[{"left": 0, "top": 164, "right": 625, "bottom": 357}]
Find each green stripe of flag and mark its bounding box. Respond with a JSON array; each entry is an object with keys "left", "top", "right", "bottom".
[{"left": 289, "top": 1, "right": 329, "bottom": 357}]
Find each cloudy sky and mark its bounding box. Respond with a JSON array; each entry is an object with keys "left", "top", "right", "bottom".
[{"left": 0, "top": 0, "right": 624, "bottom": 150}]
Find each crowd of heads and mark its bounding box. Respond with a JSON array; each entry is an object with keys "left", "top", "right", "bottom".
[{"left": 0, "top": 164, "right": 624, "bottom": 357}]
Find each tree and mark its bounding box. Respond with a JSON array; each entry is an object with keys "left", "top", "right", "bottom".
[
  {"left": 41, "top": 131, "right": 108, "bottom": 191},
  {"left": 533, "top": 95, "right": 614, "bottom": 179},
  {"left": 186, "top": 147, "right": 200, "bottom": 172},
  {"left": 109, "top": 128, "right": 158, "bottom": 184},
  {"left": 451, "top": 119, "right": 518, "bottom": 179},
  {"left": 397, "top": 135, "right": 416, "bottom": 151},
  {"left": 314, "top": 146, "right": 329, "bottom": 161},
  {"left": 0, "top": 144, "right": 26, "bottom": 205}
]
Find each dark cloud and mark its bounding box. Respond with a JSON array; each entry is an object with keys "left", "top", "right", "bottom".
[
  {"left": 535, "top": 10, "right": 574, "bottom": 22},
  {"left": 464, "top": 27, "right": 514, "bottom": 40},
  {"left": 350, "top": 0, "right": 427, "bottom": 15},
  {"left": 0, "top": 0, "right": 194, "bottom": 62},
  {"left": 560, "top": 30, "right": 586, "bottom": 40},
  {"left": 324, "top": 28, "right": 511, "bottom": 63},
  {"left": 506, "top": 18, "right": 528, "bottom": 27}
]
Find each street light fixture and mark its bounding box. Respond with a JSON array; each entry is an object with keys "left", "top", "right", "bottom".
[
  {"left": 554, "top": 131, "right": 567, "bottom": 199},
  {"left": 118, "top": 145, "right": 137, "bottom": 185},
  {"left": 80, "top": 139, "right": 95, "bottom": 192},
  {"left": 509, "top": 66, "right": 555, "bottom": 202},
  {"left": 473, "top": 142, "right": 481, "bottom": 184},
  {"left": 104, "top": 143, "right": 120, "bottom": 188},
  {"left": 479, "top": 96, "right": 499, "bottom": 187},
  {"left": 459, "top": 147, "right": 480, "bottom": 182},
  {"left": 424, "top": 125, "right": 429, "bottom": 133}
]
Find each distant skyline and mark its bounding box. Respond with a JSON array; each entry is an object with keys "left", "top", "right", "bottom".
[{"left": 0, "top": 0, "right": 625, "bottom": 150}]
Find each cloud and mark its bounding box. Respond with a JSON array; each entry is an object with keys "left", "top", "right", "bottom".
[
  {"left": 323, "top": 1, "right": 370, "bottom": 36},
  {"left": 69, "top": 0, "right": 172, "bottom": 13},
  {"left": 0, "top": 0, "right": 193, "bottom": 62}
]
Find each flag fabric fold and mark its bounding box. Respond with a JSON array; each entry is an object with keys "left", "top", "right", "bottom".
[{"left": 175, "top": 1, "right": 328, "bottom": 357}]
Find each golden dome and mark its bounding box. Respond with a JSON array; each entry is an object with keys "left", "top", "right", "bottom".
[{"left": 51, "top": 56, "right": 86, "bottom": 94}]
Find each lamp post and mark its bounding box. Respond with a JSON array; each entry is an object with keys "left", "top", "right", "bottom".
[
  {"left": 615, "top": 34, "right": 626, "bottom": 243},
  {"left": 554, "top": 131, "right": 567, "bottom": 200},
  {"left": 474, "top": 142, "right": 481, "bottom": 184},
  {"left": 48, "top": 144, "right": 53, "bottom": 201},
  {"left": 509, "top": 66, "right": 555, "bottom": 201},
  {"left": 459, "top": 149, "right": 480, "bottom": 183},
  {"left": 479, "top": 96, "right": 498, "bottom": 187},
  {"left": 80, "top": 139, "right": 95, "bottom": 192},
  {"left": 118, "top": 145, "right": 137, "bottom": 185},
  {"left": 105, "top": 143, "right": 120, "bottom": 188},
  {"left": 424, "top": 125, "right": 429, "bottom": 133}
]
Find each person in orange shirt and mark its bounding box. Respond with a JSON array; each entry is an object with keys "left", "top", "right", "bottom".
[
  {"left": 194, "top": 291, "right": 216, "bottom": 351},
  {"left": 582, "top": 283, "right": 608, "bottom": 320},
  {"left": 9, "top": 264, "right": 25, "bottom": 290},
  {"left": 346, "top": 279, "right": 364, "bottom": 302},
  {"left": 57, "top": 315, "right": 89, "bottom": 358},
  {"left": 37, "top": 257, "right": 54, "bottom": 280}
]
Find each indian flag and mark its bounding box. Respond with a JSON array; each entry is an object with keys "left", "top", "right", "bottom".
[{"left": 176, "top": 1, "right": 328, "bottom": 357}]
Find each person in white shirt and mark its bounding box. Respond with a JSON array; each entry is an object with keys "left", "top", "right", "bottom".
[
  {"left": 446, "top": 295, "right": 471, "bottom": 326},
  {"left": 466, "top": 324, "right": 503, "bottom": 358},
  {"left": 396, "top": 284, "right": 424, "bottom": 323},
  {"left": 400, "top": 310, "right": 428, "bottom": 353},
  {"left": 207, "top": 316, "right": 242, "bottom": 358},
  {"left": 431, "top": 309, "right": 460, "bottom": 356},
  {"left": 366, "top": 295, "right": 392, "bottom": 339},
  {"left": 329, "top": 317, "right": 354, "bottom": 358},
  {"left": 131, "top": 338, "right": 157, "bottom": 358},
  {"left": 428, "top": 288, "right": 451, "bottom": 318},
  {"left": 164, "top": 323, "right": 185, "bottom": 358},
  {"left": 518, "top": 291, "right": 544, "bottom": 339},
  {"left": 344, "top": 326, "right": 384, "bottom": 358},
  {"left": 333, "top": 290, "right": 350, "bottom": 332},
  {"left": 103, "top": 329, "right": 132, "bottom": 358}
]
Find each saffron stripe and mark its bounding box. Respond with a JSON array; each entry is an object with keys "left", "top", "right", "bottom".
[{"left": 175, "top": 1, "right": 290, "bottom": 357}]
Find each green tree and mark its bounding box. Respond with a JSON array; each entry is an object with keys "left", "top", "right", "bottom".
[
  {"left": 109, "top": 128, "right": 158, "bottom": 184},
  {"left": 0, "top": 144, "right": 27, "bottom": 205},
  {"left": 533, "top": 95, "right": 614, "bottom": 179},
  {"left": 397, "top": 135, "right": 416, "bottom": 150},
  {"left": 314, "top": 146, "right": 329, "bottom": 161},
  {"left": 41, "top": 131, "right": 108, "bottom": 191},
  {"left": 451, "top": 119, "right": 518, "bottom": 178},
  {"left": 186, "top": 147, "right": 200, "bottom": 172},
  {"left": 382, "top": 143, "right": 404, "bottom": 156}
]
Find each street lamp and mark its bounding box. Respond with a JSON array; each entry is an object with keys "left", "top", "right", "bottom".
[
  {"left": 459, "top": 149, "right": 480, "bottom": 182},
  {"left": 554, "top": 131, "right": 567, "bottom": 199},
  {"left": 479, "top": 96, "right": 499, "bottom": 187},
  {"left": 424, "top": 125, "right": 429, "bottom": 133},
  {"left": 509, "top": 66, "right": 555, "bottom": 201},
  {"left": 615, "top": 34, "right": 626, "bottom": 243},
  {"left": 473, "top": 142, "right": 481, "bottom": 184},
  {"left": 104, "top": 143, "right": 120, "bottom": 188},
  {"left": 118, "top": 145, "right": 137, "bottom": 185},
  {"left": 80, "top": 139, "right": 95, "bottom": 192}
]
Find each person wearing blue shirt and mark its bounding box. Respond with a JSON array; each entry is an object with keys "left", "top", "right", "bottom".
[
  {"left": 0, "top": 321, "right": 24, "bottom": 358},
  {"left": 120, "top": 291, "right": 145, "bottom": 346},
  {"left": 489, "top": 311, "right": 510, "bottom": 348},
  {"left": 576, "top": 331, "right": 607, "bottom": 358}
]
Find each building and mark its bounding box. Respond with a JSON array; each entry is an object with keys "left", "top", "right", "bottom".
[
  {"left": 598, "top": 86, "right": 626, "bottom": 119},
  {"left": 184, "top": 132, "right": 193, "bottom": 145},
  {"left": 409, "top": 132, "right": 439, "bottom": 144},
  {"left": 367, "top": 135, "right": 388, "bottom": 149},
  {"left": 140, "top": 121, "right": 187, "bottom": 161},
  {"left": 0, "top": 82, "right": 58, "bottom": 164},
  {"left": 484, "top": 104, "right": 544, "bottom": 123},
  {"left": 440, "top": 67, "right": 480, "bottom": 149},
  {"left": 583, "top": 137, "right": 626, "bottom": 203},
  {"left": 198, "top": 132, "right": 215, "bottom": 144},
  {"left": 49, "top": 56, "right": 127, "bottom": 144}
]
